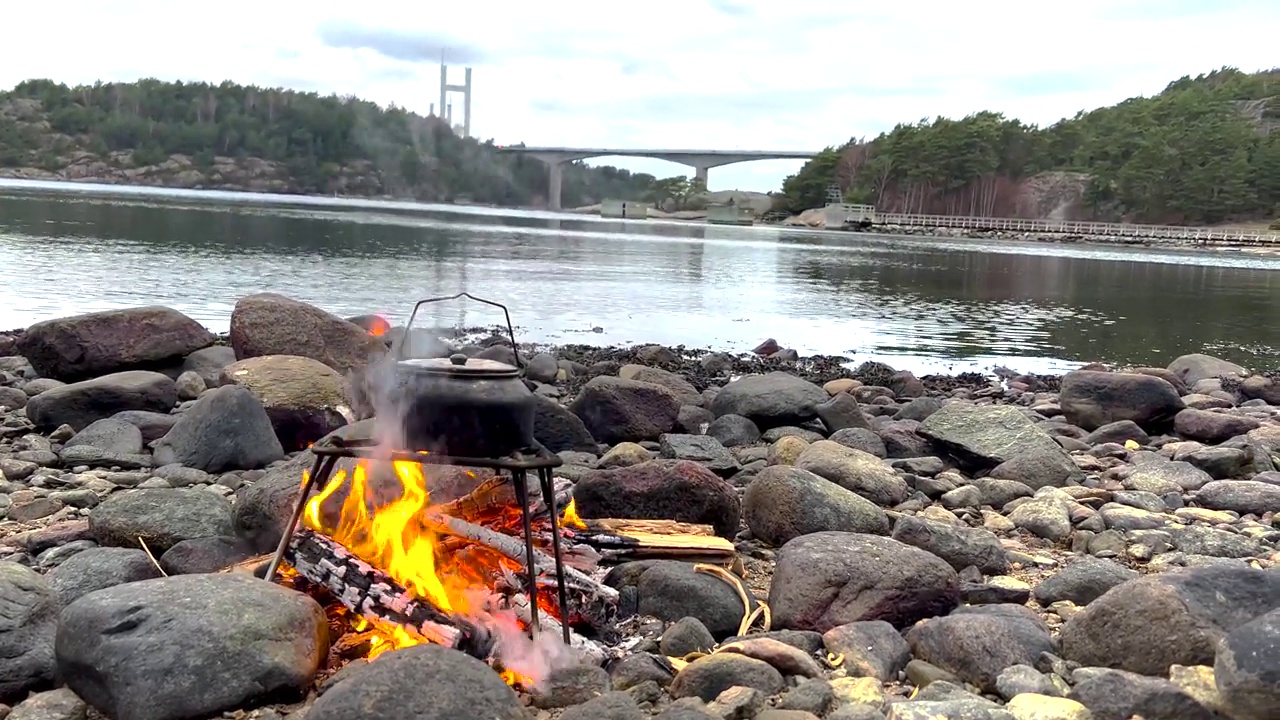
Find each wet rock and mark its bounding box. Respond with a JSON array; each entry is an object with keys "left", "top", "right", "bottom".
[
  {"left": 180, "top": 345, "right": 238, "bottom": 388},
  {"left": 890, "top": 514, "right": 1009, "bottom": 575},
  {"left": 44, "top": 547, "right": 162, "bottom": 605},
  {"left": 1060, "top": 564, "right": 1280, "bottom": 675},
  {"left": 670, "top": 653, "right": 785, "bottom": 702},
  {"left": 0, "top": 563, "right": 59, "bottom": 703},
  {"left": 707, "top": 414, "right": 761, "bottom": 447},
  {"left": 607, "top": 560, "right": 749, "bottom": 639},
  {"left": 1031, "top": 556, "right": 1139, "bottom": 606},
  {"left": 743, "top": 465, "right": 890, "bottom": 546},
  {"left": 1214, "top": 607, "right": 1280, "bottom": 720},
  {"left": 220, "top": 355, "right": 352, "bottom": 450},
  {"left": 65, "top": 417, "right": 144, "bottom": 455},
  {"left": 574, "top": 460, "right": 740, "bottom": 538},
  {"left": 1069, "top": 669, "right": 1220, "bottom": 720},
  {"left": 822, "top": 620, "right": 911, "bottom": 681},
  {"left": 229, "top": 292, "right": 386, "bottom": 374},
  {"left": 570, "top": 376, "right": 681, "bottom": 444},
  {"left": 1195, "top": 479, "right": 1280, "bottom": 516},
  {"left": 532, "top": 394, "right": 599, "bottom": 453},
  {"left": 905, "top": 613, "right": 1056, "bottom": 693},
  {"left": 793, "top": 440, "right": 909, "bottom": 506},
  {"left": 919, "top": 404, "right": 1079, "bottom": 489},
  {"left": 769, "top": 532, "right": 960, "bottom": 632},
  {"left": 18, "top": 306, "right": 214, "bottom": 382},
  {"left": 158, "top": 535, "right": 255, "bottom": 574},
  {"left": 659, "top": 434, "right": 740, "bottom": 476},
  {"left": 89, "top": 488, "right": 235, "bottom": 554},
  {"left": 1173, "top": 408, "right": 1260, "bottom": 445},
  {"left": 151, "top": 385, "right": 285, "bottom": 473},
  {"left": 25, "top": 371, "right": 178, "bottom": 431},
  {"left": 1058, "top": 370, "right": 1185, "bottom": 432},
  {"left": 709, "top": 372, "right": 829, "bottom": 428}
]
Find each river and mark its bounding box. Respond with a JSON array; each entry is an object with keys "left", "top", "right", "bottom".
[{"left": 1, "top": 179, "right": 1278, "bottom": 375}]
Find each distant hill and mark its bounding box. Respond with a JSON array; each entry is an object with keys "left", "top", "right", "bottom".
[
  {"left": 0, "top": 78, "right": 656, "bottom": 207},
  {"left": 779, "top": 67, "right": 1280, "bottom": 225}
]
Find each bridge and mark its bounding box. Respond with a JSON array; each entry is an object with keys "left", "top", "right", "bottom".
[{"left": 495, "top": 146, "right": 819, "bottom": 210}]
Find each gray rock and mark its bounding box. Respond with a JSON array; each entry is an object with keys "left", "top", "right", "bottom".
[
  {"left": 707, "top": 414, "right": 761, "bottom": 447},
  {"left": 574, "top": 459, "right": 740, "bottom": 538},
  {"left": 111, "top": 410, "right": 180, "bottom": 443},
  {"left": 708, "top": 372, "right": 829, "bottom": 428},
  {"left": 25, "top": 371, "right": 178, "bottom": 431},
  {"left": 180, "top": 345, "right": 238, "bottom": 388},
  {"left": 743, "top": 465, "right": 889, "bottom": 546},
  {"left": 152, "top": 385, "right": 285, "bottom": 473},
  {"left": 1085, "top": 420, "right": 1150, "bottom": 447},
  {"left": 970, "top": 478, "right": 1034, "bottom": 508},
  {"left": 895, "top": 396, "right": 944, "bottom": 422},
  {"left": 1174, "top": 408, "right": 1260, "bottom": 444},
  {"left": 65, "top": 417, "right": 145, "bottom": 455},
  {"left": 1069, "top": 668, "right": 1220, "bottom": 720},
  {"left": 821, "top": 620, "right": 910, "bottom": 681},
  {"left": 18, "top": 306, "right": 214, "bottom": 382},
  {"left": 890, "top": 514, "right": 1009, "bottom": 575},
  {"left": 532, "top": 395, "right": 598, "bottom": 453},
  {"left": 1196, "top": 479, "right": 1280, "bottom": 516},
  {"left": 660, "top": 616, "right": 716, "bottom": 657},
  {"left": 1215, "top": 607, "right": 1280, "bottom": 720},
  {"left": 1032, "top": 556, "right": 1139, "bottom": 606},
  {"left": 829, "top": 427, "right": 888, "bottom": 458},
  {"left": 560, "top": 692, "right": 643, "bottom": 720},
  {"left": 89, "top": 488, "right": 235, "bottom": 554},
  {"left": 525, "top": 352, "right": 559, "bottom": 384},
  {"left": 229, "top": 292, "right": 387, "bottom": 375},
  {"left": 5, "top": 687, "right": 88, "bottom": 720},
  {"left": 569, "top": 376, "right": 681, "bottom": 444},
  {"left": 1123, "top": 460, "right": 1212, "bottom": 493},
  {"left": 44, "top": 547, "right": 162, "bottom": 605},
  {"left": 56, "top": 574, "right": 328, "bottom": 720},
  {"left": 1169, "top": 525, "right": 1262, "bottom": 558},
  {"left": 1059, "top": 370, "right": 1186, "bottom": 432},
  {"left": 670, "top": 653, "right": 784, "bottom": 701},
  {"left": 158, "top": 535, "right": 255, "bottom": 574},
  {"left": 676, "top": 404, "right": 715, "bottom": 434},
  {"left": 905, "top": 613, "right": 1056, "bottom": 693},
  {"left": 659, "top": 434, "right": 740, "bottom": 476},
  {"left": 621, "top": 365, "right": 701, "bottom": 406},
  {"left": 994, "top": 664, "right": 1059, "bottom": 700},
  {"left": 606, "top": 561, "right": 751, "bottom": 639},
  {"left": 793, "top": 440, "right": 909, "bottom": 506},
  {"left": 1167, "top": 353, "right": 1248, "bottom": 386},
  {"left": 0, "top": 563, "right": 59, "bottom": 703},
  {"left": 918, "top": 404, "right": 1079, "bottom": 489},
  {"left": 232, "top": 451, "right": 316, "bottom": 553},
  {"left": 816, "top": 392, "right": 871, "bottom": 433},
  {"left": 1007, "top": 497, "right": 1072, "bottom": 542}
]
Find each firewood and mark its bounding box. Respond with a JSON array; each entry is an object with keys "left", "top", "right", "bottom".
[
  {"left": 487, "top": 592, "right": 611, "bottom": 666},
  {"left": 582, "top": 518, "right": 717, "bottom": 536}
]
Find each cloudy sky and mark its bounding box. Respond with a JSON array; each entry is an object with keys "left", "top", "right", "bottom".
[{"left": 4, "top": 0, "right": 1278, "bottom": 191}]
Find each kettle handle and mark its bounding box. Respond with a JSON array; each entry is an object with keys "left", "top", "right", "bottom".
[{"left": 401, "top": 293, "right": 523, "bottom": 372}]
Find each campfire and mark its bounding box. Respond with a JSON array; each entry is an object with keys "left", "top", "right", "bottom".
[{"left": 249, "top": 294, "right": 738, "bottom": 690}]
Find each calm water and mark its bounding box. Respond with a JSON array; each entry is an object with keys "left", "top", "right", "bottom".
[{"left": 2, "top": 179, "right": 1279, "bottom": 375}]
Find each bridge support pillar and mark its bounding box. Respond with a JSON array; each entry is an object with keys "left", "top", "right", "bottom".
[
  {"left": 693, "top": 165, "right": 709, "bottom": 185},
  {"left": 546, "top": 160, "right": 565, "bottom": 211}
]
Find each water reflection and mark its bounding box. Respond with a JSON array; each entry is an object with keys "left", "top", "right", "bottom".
[{"left": 1, "top": 184, "right": 1278, "bottom": 374}]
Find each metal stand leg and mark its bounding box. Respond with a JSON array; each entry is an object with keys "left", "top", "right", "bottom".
[
  {"left": 538, "top": 467, "right": 572, "bottom": 644},
  {"left": 511, "top": 471, "right": 541, "bottom": 634},
  {"left": 265, "top": 455, "right": 337, "bottom": 582}
]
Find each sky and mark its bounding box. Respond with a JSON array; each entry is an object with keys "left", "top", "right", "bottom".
[{"left": 3, "top": 0, "right": 1279, "bottom": 192}]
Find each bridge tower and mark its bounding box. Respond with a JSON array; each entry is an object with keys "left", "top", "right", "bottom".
[{"left": 438, "top": 57, "right": 473, "bottom": 138}]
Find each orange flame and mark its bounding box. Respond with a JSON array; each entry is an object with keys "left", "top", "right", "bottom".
[
  {"left": 365, "top": 315, "right": 392, "bottom": 337},
  {"left": 560, "top": 498, "right": 587, "bottom": 530}
]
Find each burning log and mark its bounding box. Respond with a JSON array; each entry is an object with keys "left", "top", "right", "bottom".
[
  {"left": 437, "top": 474, "right": 575, "bottom": 522},
  {"left": 488, "top": 592, "right": 611, "bottom": 666}
]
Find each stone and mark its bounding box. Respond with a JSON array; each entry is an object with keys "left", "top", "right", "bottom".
[
  {"left": 64, "top": 417, "right": 145, "bottom": 455},
  {"left": 1085, "top": 419, "right": 1150, "bottom": 447},
  {"left": 1007, "top": 497, "right": 1072, "bottom": 542},
  {"left": 1167, "top": 353, "right": 1248, "bottom": 386},
  {"left": 1004, "top": 694, "right": 1091, "bottom": 720},
  {"left": 44, "top": 547, "right": 163, "bottom": 605},
  {"left": 606, "top": 561, "right": 751, "bottom": 639},
  {"left": 18, "top": 306, "right": 214, "bottom": 382},
  {"left": 743, "top": 465, "right": 889, "bottom": 546},
  {"left": 569, "top": 376, "right": 681, "bottom": 444},
  {"left": 89, "top": 488, "right": 236, "bottom": 554},
  {"left": 660, "top": 617, "right": 716, "bottom": 657},
  {"left": 6, "top": 687, "right": 89, "bottom": 720},
  {"left": 574, "top": 460, "right": 740, "bottom": 538},
  {"left": 919, "top": 404, "right": 1079, "bottom": 489},
  {"left": 560, "top": 692, "right": 644, "bottom": 720},
  {"left": 158, "top": 535, "right": 256, "bottom": 574},
  {"left": 816, "top": 392, "right": 871, "bottom": 433},
  {"left": 670, "top": 653, "right": 785, "bottom": 702},
  {"left": 1031, "top": 557, "right": 1138, "bottom": 606},
  {"left": 1214, "top": 607, "right": 1280, "bottom": 720},
  {"left": 822, "top": 620, "right": 911, "bottom": 681},
  {"left": 151, "top": 385, "right": 285, "bottom": 473},
  {"left": 619, "top": 364, "right": 701, "bottom": 405},
  {"left": 1059, "top": 564, "right": 1280, "bottom": 675},
  {"left": 0, "top": 563, "right": 59, "bottom": 703},
  {"left": 1058, "top": 370, "right": 1185, "bottom": 432},
  {"left": 830, "top": 427, "right": 888, "bottom": 458},
  {"left": 533, "top": 395, "right": 598, "bottom": 453},
  {"left": 708, "top": 372, "right": 829, "bottom": 428},
  {"left": 769, "top": 532, "right": 960, "bottom": 632},
  {"left": 180, "top": 345, "right": 238, "bottom": 388},
  {"left": 174, "top": 370, "right": 205, "bottom": 400},
  {"left": 707, "top": 414, "right": 762, "bottom": 447},
  {"left": 890, "top": 514, "right": 1010, "bottom": 575},
  {"left": 995, "top": 666, "right": 1060, "bottom": 700},
  {"left": 25, "top": 371, "right": 178, "bottom": 431},
  {"left": 793, "top": 440, "right": 909, "bottom": 506},
  {"left": 229, "top": 292, "right": 387, "bottom": 374},
  {"left": 905, "top": 613, "right": 1057, "bottom": 693},
  {"left": 111, "top": 410, "right": 180, "bottom": 443},
  {"left": 1195, "top": 479, "right": 1280, "bottom": 516},
  {"left": 220, "top": 354, "right": 352, "bottom": 450},
  {"left": 1173, "top": 408, "right": 1260, "bottom": 445},
  {"left": 1068, "top": 669, "right": 1220, "bottom": 720},
  {"left": 232, "top": 451, "right": 317, "bottom": 552},
  {"left": 1123, "top": 460, "right": 1212, "bottom": 493},
  {"left": 659, "top": 434, "right": 740, "bottom": 476}
]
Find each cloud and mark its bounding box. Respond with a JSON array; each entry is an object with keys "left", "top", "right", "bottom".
[{"left": 1, "top": 0, "right": 1278, "bottom": 191}]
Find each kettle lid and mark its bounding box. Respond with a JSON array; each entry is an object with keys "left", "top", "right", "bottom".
[{"left": 399, "top": 353, "right": 520, "bottom": 378}]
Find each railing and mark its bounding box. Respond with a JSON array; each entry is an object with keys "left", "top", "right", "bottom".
[{"left": 855, "top": 211, "right": 1280, "bottom": 245}]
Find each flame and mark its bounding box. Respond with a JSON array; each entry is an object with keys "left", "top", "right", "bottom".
[
  {"left": 560, "top": 498, "right": 587, "bottom": 530},
  {"left": 351, "top": 615, "right": 424, "bottom": 660},
  {"left": 365, "top": 315, "right": 392, "bottom": 337}
]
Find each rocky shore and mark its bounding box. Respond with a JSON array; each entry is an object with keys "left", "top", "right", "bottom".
[{"left": 1, "top": 296, "right": 1278, "bottom": 720}]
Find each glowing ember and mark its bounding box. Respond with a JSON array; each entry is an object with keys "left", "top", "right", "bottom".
[
  {"left": 560, "top": 498, "right": 587, "bottom": 530},
  {"left": 351, "top": 615, "right": 424, "bottom": 660},
  {"left": 365, "top": 314, "right": 392, "bottom": 337}
]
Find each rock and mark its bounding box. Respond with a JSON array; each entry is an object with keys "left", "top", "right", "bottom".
[
  {"left": 1124, "top": 460, "right": 1212, "bottom": 493},
  {"left": 89, "top": 488, "right": 236, "bottom": 554},
  {"left": 220, "top": 354, "right": 352, "bottom": 450},
  {"left": 1031, "top": 557, "right": 1139, "bottom": 606},
  {"left": 1173, "top": 408, "right": 1260, "bottom": 444},
  {"left": 1085, "top": 419, "right": 1151, "bottom": 447},
  {"left": 878, "top": 420, "right": 934, "bottom": 459},
  {"left": 1195, "top": 479, "right": 1280, "bottom": 516},
  {"left": 44, "top": 547, "right": 162, "bottom": 605},
  {"left": 65, "top": 416, "right": 145, "bottom": 456},
  {"left": 793, "top": 441, "right": 909, "bottom": 506},
  {"left": 659, "top": 434, "right": 740, "bottom": 476},
  {"left": 0, "top": 563, "right": 59, "bottom": 703},
  {"left": 533, "top": 395, "right": 598, "bottom": 453},
  {"left": 1168, "top": 353, "right": 1247, "bottom": 386},
  {"left": 25, "top": 371, "right": 178, "bottom": 431},
  {"left": 7, "top": 686, "right": 89, "bottom": 720},
  {"left": 1060, "top": 564, "right": 1280, "bottom": 675},
  {"left": 569, "top": 376, "right": 681, "bottom": 444},
  {"left": 769, "top": 532, "right": 960, "bottom": 632},
  {"left": 180, "top": 345, "right": 238, "bottom": 388},
  {"left": 1058, "top": 370, "right": 1185, "bottom": 432},
  {"left": 743, "top": 465, "right": 890, "bottom": 546},
  {"left": 531, "top": 664, "right": 610, "bottom": 708},
  {"left": 1169, "top": 524, "right": 1262, "bottom": 558},
  {"left": 1214, "top": 608, "right": 1280, "bottom": 720},
  {"left": 111, "top": 410, "right": 179, "bottom": 443},
  {"left": 620, "top": 364, "right": 701, "bottom": 406},
  {"left": 1240, "top": 376, "right": 1280, "bottom": 405},
  {"left": 1069, "top": 669, "right": 1220, "bottom": 720},
  {"left": 707, "top": 414, "right": 762, "bottom": 447},
  {"left": 158, "top": 535, "right": 255, "bottom": 574},
  {"left": 174, "top": 370, "right": 205, "bottom": 400},
  {"left": 229, "top": 292, "right": 387, "bottom": 374},
  {"left": 816, "top": 393, "right": 871, "bottom": 433},
  {"left": 660, "top": 617, "right": 717, "bottom": 657},
  {"left": 0, "top": 386, "right": 27, "bottom": 410},
  {"left": 18, "top": 306, "right": 214, "bottom": 382},
  {"left": 905, "top": 613, "right": 1056, "bottom": 693},
  {"left": 995, "top": 666, "right": 1059, "bottom": 700},
  {"left": 919, "top": 404, "right": 1079, "bottom": 489},
  {"left": 560, "top": 692, "right": 644, "bottom": 720},
  {"left": 525, "top": 352, "right": 559, "bottom": 384},
  {"left": 822, "top": 620, "right": 911, "bottom": 681},
  {"left": 1004, "top": 694, "right": 1091, "bottom": 720},
  {"left": 56, "top": 574, "right": 327, "bottom": 720},
  {"left": 606, "top": 561, "right": 748, "bottom": 638},
  {"left": 670, "top": 653, "right": 785, "bottom": 702},
  {"left": 232, "top": 451, "right": 316, "bottom": 553},
  {"left": 890, "top": 514, "right": 1010, "bottom": 575},
  {"left": 709, "top": 372, "right": 829, "bottom": 428},
  {"left": 574, "top": 460, "right": 740, "bottom": 538},
  {"left": 151, "top": 385, "right": 285, "bottom": 473},
  {"left": 1007, "top": 497, "right": 1072, "bottom": 542}
]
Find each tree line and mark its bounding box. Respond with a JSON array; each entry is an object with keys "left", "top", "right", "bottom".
[
  {"left": 779, "top": 67, "right": 1280, "bottom": 225},
  {"left": 0, "top": 78, "right": 657, "bottom": 207}
]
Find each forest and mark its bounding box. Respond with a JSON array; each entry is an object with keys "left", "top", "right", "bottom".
[
  {"left": 778, "top": 67, "right": 1280, "bottom": 225},
  {"left": 0, "top": 78, "right": 656, "bottom": 207}
]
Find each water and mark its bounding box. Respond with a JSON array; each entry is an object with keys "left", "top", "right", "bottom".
[{"left": 2, "top": 179, "right": 1278, "bottom": 375}]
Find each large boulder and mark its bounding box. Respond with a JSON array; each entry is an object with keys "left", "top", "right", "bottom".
[
  {"left": 1060, "top": 564, "right": 1280, "bottom": 676},
  {"left": 890, "top": 514, "right": 1010, "bottom": 575},
  {"left": 0, "top": 563, "right": 59, "bottom": 703},
  {"left": 708, "top": 372, "right": 829, "bottom": 428},
  {"left": 220, "top": 354, "right": 352, "bottom": 450},
  {"left": 606, "top": 560, "right": 755, "bottom": 639},
  {"left": 905, "top": 613, "right": 1056, "bottom": 694},
  {"left": 1167, "top": 353, "right": 1248, "bottom": 386},
  {"left": 233, "top": 451, "right": 318, "bottom": 553},
  {"left": 532, "top": 395, "right": 598, "bottom": 453},
  {"left": 56, "top": 574, "right": 328, "bottom": 720},
  {"left": 568, "top": 376, "right": 680, "bottom": 444},
  {"left": 743, "top": 465, "right": 890, "bottom": 546},
  {"left": 619, "top": 364, "right": 702, "bottom": 406},
  {"left": 17, "top": 306, "right": 214, "bottom": 382},
  {"left": 768, "top": 532, "right": 960, "bottom": 632},
  {"left": 152, "top": 385, "right": 285, "bottom": 473},
  {"left": 918, "top": 403, "right": 1080, "bottom": 488},
  {"left": 1215, "top": 608, "right": 1280, "bottom": 720},
  {"left": 1058, "top": 370, "right": 1185, "bottom": 432},
  {"left": 24, "top": 370, "right": 178, "bottom": 431},
  {"left": 89, "top": 488, "right": 236, "bottom": 554},
  {"left": 573, "top": 459, "right": 740, "bottom": 538},
  {"left": 1173, "top": 407, "right": 1260, "bottom": 445},
  {"left": 792, "top": 440, "right": 909, "bottom": 506},
  {"left": 229, "top": 293, "right": 386, "bottom": 374}
]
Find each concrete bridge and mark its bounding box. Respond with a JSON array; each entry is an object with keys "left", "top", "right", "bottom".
[{"left": 495, "top": 146, "right": 819, "bottom": 210}]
